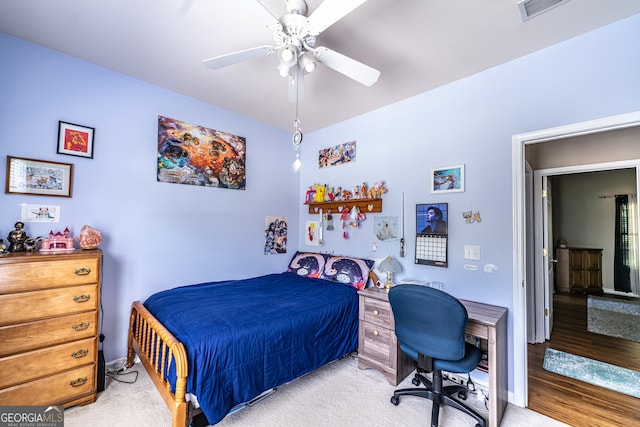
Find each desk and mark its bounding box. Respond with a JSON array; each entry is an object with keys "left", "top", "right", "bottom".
[{"left": 357, "top": 288, "right": 507, "bottom": 427}]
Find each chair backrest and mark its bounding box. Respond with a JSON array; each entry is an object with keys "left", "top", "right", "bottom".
[{"left": 388, "top": 284, "right": 468, "bottom": 361}]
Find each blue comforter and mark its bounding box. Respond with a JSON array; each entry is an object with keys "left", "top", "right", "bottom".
[{"left": 143, "top": 272, "right": 359, "bottom": 425}]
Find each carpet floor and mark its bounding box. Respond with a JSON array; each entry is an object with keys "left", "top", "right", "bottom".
[
  {"left": 587, "top": 295, "right": 640, "bottom": 343},
  {"left": 542, "top": 348, "right": 640, "bottom": 398},
  {"left": 64, "top": 355, "right": 567, "bottom": 426}
]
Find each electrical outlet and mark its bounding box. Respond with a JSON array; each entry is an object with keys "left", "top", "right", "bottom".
[{"left": 444, "top": 372, "right": 467, "bottom": 386}]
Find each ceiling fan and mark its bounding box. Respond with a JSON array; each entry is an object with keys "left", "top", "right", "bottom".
[{"left": 202, "top": 0, "right": 381, "bottom": 103}]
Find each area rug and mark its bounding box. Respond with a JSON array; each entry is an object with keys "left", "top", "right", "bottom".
[
  {"left": 543, "top": 348, "right": 640, "bottom": 398},
  {"left": 587, "top": 295, "right": 640, "bottom": 343}
]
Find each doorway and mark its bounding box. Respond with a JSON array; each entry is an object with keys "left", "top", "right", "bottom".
[
  {"left": 530, "top": 164, "right": 640, "bottom": 344},
  {"left": 511, "top": 111, "right": 640, "bottom": 407}
]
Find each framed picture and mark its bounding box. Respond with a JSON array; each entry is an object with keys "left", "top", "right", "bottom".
[
  {"left": 5, "top": 156, "right": 73, "bottom": 197},
  {"left": 431, "top": 164, "right": 464, "bottom": 194},
  {"left": 57, "top": 121, "right": 95, "bottom": 158},
  {"left": 157, "top": 116, "right": 246, "bottom": 190}
]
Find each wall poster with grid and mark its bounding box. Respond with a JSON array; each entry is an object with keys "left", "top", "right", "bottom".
[{"left": 415, "top": 203, "right": 448, "bottom": 267}]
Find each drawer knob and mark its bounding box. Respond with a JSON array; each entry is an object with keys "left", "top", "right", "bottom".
[
  {"left": 373, "top": 309, "right": 379, "bottom": 316},
  {"left": 72, "top": 322, "right": 90, "bottom": 331},
  {"left": 70, "top": 377, "right": 88, "bottom": 388},
  {"left": 71, "top": 349, "right": 89, "bottom": 359},
  {"left": 74, "top": 294, "right": 91, "bottom": 303},
  {"left": 373, "top": 330, "right": 379, "bottom": 336},
  {"left": 74, "top": 267, "right": 91, "bottom": 276}
]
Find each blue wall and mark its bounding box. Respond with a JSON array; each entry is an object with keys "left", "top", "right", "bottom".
[
  {"left": 297, "top": 14, "right": 640, "bottom": 393},
  {"left": 0, "top": 33, "right": 299, "bottom": 363},
  {"left": 2, "top": 13, "right": 640, "bottom": 398}
]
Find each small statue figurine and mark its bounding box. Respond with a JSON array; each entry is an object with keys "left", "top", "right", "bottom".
[{"left": 7, "top": 221, "right": 28, "bottom": 252}]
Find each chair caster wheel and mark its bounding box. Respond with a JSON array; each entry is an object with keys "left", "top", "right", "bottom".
[
  {"left": 458, "top": 390, "right": 467, "bottom": 400},
  {"left": 412, "top": 377, "right": 420, "bottom": 386},
  {"left": 390, "top": 396, "right": 400, "bottom": 406}
]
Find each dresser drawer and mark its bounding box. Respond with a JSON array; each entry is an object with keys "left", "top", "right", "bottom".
[
  {"left": 0, "top": 284, "right": 98, "bottom": 326},
  {"left": 0, "top": 337, "right": 96, "bottom": 389},
  {"left": 0, "top": 312, "right": 98, "bottom": 357},
  {"left": 0, "top": 364, "right": 95, "bottom": 406},
  {"left": 359, "top": 321, "right": 392, "bottom": 366},
  {"left": 361, "top": 296, "right": 393, "bottom": 328},
  {"left": 0, "top": 257, "right": 99, "bottom": 294}
]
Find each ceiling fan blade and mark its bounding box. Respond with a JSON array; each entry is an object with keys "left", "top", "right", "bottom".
[
  {"left": 255, "top": 0, "right": 280, "bottom": 23},
  {"left": 312, "top": 47, "right": 380, "bottom": 87},
  {"left": 307, "top": 0, "right": 370, "bottom": 34},
  {"left": 202, "top": 46, "right": 275, "bottom": 70},
  {"left": 288, "top": 65, "right": 305, "bottom": 103}
]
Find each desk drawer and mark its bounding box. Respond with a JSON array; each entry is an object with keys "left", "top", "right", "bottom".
[
  {"left": 0, "top": 364, "right": 95, "bottom": 406},
  {"left": 0, "top": 312, "right": 98, "bottom": 357},
  {"left": 0, "top": 284, "right": 98, "bottom": 326},
  {"left": 359, "top": 321, "right": 392, "bottom": 366},
  {"left": 0, "top": 258, "right": 99, "bottom": 294},
  {"left": 466, "top": 322, "right": 489, "bottom": 340},
  {"left": 361, "top": 297, "right": 393, "bottom": 328},
  {"left": 0, "top": 337, "right": 96, "bottom": 389}
]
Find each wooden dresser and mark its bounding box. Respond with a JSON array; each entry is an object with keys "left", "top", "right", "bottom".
[
  {"left": 0, "top": 249, "right": 102, "bottom": 407},
  {"left": 556, "top": 247, "right": 603, "bottom": 294},
  {"left": 357, "top": 287, "right": 415, "bottom": 385}
]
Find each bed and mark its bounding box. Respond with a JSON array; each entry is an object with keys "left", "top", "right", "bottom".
[{"left": 126, "top": 252, "right": 375, "bottom": 427}]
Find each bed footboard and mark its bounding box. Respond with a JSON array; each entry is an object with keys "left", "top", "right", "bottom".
[{"left": 127, "top": 301, "right": 190, "bottom": 427}]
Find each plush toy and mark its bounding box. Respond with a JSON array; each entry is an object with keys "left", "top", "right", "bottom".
[
  {"left": 349, "top": 206, "right": 360, "bottom": 228},
  {"left": 367, "top": 181, "right": 387, "bottom": 199},
  {"left": 313, "top": 184, "right": 325, "bottom": 203},
  {"left": 341, "top": 207, "right": 350, "bottom": 239},
  {"left": 325, "top": 186, "right": 335, "bottom": 202}
]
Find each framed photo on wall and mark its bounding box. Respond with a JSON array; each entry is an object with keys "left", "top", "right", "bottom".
[
  {"left": 57, "top": 121, "right": 95, "bottom": 158},
  {"left": 431, "top": 164, "right": 464, "bottom": 194},
  {"left": 5, "top": 156, "right": 73, "bottom": 197}
]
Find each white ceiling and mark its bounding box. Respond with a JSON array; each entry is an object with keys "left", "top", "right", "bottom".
[{"left": 2, "top": 0, "right": 640, "bottom": 132}]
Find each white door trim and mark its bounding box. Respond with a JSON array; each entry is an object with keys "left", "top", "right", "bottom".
[{"left": 511, "top": 110, "right": 640, "bottom": 407}]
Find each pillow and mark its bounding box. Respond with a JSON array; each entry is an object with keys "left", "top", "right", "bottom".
[
  {"left": 321, "top": 255, "right": 375, "bottom": 290},
  {"left": 286, "top": 251, "right": 328, "bottom": 279}
]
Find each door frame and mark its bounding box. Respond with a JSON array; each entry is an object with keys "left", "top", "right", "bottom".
[{"left": 511, "top": 110, "right": 640, "bottom": 407}]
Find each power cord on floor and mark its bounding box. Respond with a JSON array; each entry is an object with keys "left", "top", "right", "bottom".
[{"left": 106, "top": 359, "right": 139, "bottom": 384}]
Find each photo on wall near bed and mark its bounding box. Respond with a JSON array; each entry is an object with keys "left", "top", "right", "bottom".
[{"left": 264, "top": 216, "right": 287, "bottom": 254}]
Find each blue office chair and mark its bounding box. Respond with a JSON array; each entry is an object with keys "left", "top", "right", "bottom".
[{"left": 388, "top": 285, "right": 486, "bottom": 427}]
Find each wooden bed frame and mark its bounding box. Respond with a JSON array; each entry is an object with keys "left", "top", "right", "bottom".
[
  {"left": 126, "top": 272, "right": 378, "bottom": 427},
  {"left": 127, "top": 301, "right": 194, "bottom": 427}
]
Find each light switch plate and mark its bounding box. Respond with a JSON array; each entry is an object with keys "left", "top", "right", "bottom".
[{"left": 464, "top": 245, "right": 481, "bottom": 260}]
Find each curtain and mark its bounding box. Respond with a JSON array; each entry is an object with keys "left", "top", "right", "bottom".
[
  {"left": 614, "top": 195, "right": 632, "bottom": 292},
  {"left": 628, "top": 195, "right": 639, "bottom": 295}
]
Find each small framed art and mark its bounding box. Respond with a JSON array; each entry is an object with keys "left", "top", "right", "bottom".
[
  {"left": 5, "top": 156, "right": 73, "bottom": 197},
  {"left": 431, "top": 164, "right": 464, "bottom": 194},
  {"left": 57, "top": 121, "right": 95, "bottom": 158}
]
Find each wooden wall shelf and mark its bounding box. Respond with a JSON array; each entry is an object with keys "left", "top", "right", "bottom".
[{"left": 306, "top": 198, "right": 382, "bottom": 214}]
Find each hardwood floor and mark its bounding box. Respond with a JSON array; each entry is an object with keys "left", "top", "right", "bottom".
[{"left": 527, "top": 293, "right": 640, "bottom": 426}]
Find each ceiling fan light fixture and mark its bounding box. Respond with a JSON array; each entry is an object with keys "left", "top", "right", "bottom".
[
  {"left": 298, "top": 52, "right": 316, "bottom": 73},
  {"left": 278, "top": 62, "right": 291, "bottom": 77},
  {"left": 281, "top": 46, "right": 296, "bottom": 63}
]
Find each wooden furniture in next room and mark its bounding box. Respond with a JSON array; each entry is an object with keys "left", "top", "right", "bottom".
[
  {"left": 0, "top": 249, "right": 102, "bottom": 407},
  {"left": 556, "top": 247, "right": 603, "bottom": 294},
  {"left": 357, "top": 287, "right": 508, "bottom": 427}
]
